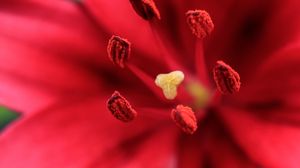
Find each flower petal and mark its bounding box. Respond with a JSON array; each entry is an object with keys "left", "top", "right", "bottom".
[
  {"left": 0, "top": 0, "right": 109, "bottom": 112},
  {"left": 203, "top": 116, "right": 260, "bottom": 168},
  {"left": 177, "top": 113, "right": 258, "bottom": 168},
  {"left": 205, "top": 0, "right": 300, "bottom": 78},
  {"left": 176, "top": 131, "right": 206, "bottom": 168},
  {"left": 0, "top": 96, "right": 178, "bottom": 167},
  {"left": 0, "top": 74, "right": 55, "bottom": 113},
  {"left": 234, "top": 43, "right": 300, "bottom": 124},
  {"left": 219, "top": 107, "right": 300, "bottom": 168},
  {"left": 216, "top": 42, "right": 300, "bottom": 168}
]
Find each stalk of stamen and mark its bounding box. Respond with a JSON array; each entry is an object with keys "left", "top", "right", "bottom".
[
  {"left": 107, "top": 91, "right": 137, "bottom": 122},
  {"left": 194, "top": 40, "right": 210, "bottom": 87},
  {"left": 186, "top": 10, "right": 214, "bottom": 86},
  {"left": 171, "top": 105, "right": 198, "bottom": 134},
  {"left": 128, "top": 0, "right": 182, "bottom": 72},
  {"left": 127, "top": 64, "right": 167, "bottom": 101},
  {"left": 148, "top": 23, "right": 188, "bottom": 72},
  {"left": 213, "top": 61, "right": 241, "bottom": 94}
]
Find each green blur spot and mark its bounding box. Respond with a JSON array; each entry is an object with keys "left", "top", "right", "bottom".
[{"left": 0, "top": 107, "right": 19, "bottom": 130}]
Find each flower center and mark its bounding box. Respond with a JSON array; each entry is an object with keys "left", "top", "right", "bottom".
[{"left": 104, "top": 1, "right": 241, "bottom": 134}]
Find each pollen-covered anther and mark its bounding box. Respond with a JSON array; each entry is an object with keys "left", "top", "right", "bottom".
[
  {"left": 129, "top": 0, "right": 161, "bottom": 20},
  {"left": 171, "top": 105, "right": 198, "bottom": 134},
  {"left": 155, "top": 71, "right": 184, "bottom": 100},
  {"left": 107, "top": 91, "right": 137, "bottom": 122},
  {"left": 107, "top": 35, "right": 131, "bottom": 68},
  {"left": 213, "top": 60, "right": 241, "bottom": 94},
  {"left": 186, "top": 10, "right": 214, "bottom": 39}
]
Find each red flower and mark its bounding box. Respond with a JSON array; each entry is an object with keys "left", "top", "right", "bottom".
[{"left": 0, "top": 0, "right": 300, "bottom": 167}]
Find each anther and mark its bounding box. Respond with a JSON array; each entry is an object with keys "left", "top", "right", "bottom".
[
  {"left": 155, "top": 71, "right": 184, "bottom": 100},
  {"left": 213, "top": 61, "right": 241, "bottom": 94},
  {"left": 129, "top": 0, "right": 161, "bottom": 20},
  {"left": 171, "top": 105, "right": 197, "bottom": 134},
  {"left": 107, "top": 35, "right": 131, "bottom": 68},
  {"left": 186, "top": 10, "right": 214, "bottom": 39},
  {"left": 107, "top": 91, "right": 137, "bottom": 122}
]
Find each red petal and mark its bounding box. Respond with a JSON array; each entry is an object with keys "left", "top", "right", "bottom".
[
  {"left": 203, "top": 117, "right": 259, "bottom": 168},
  {"left": 98, "top": 126, "right": 178, "bottom": 167},
  {"left": 0, "top": 0, "right": 107, "bottom": 112},
  {"left": 177, "top": 114, "right": 257, "bottom": 168},
  {"left": 0, "top": 0, "right": 104, "bottom": 63},
  {"left": 176, "top": 131, "right": 206, "bottom": 168},
  {"left": 219, "top": 107, "right": 300, "bottom": 168},
  {"left": 0, "top": 97, "right": 178, "bottom": 167},
  {"left": 205, "top": 0, "right": 300, "bottom": 77},
  {"left": 214, "top": 43, "right": 300, "bottom": 168},
  {"left": 234, "top": 44, "right": 300, "bottom": 124},
  {"left": 0, "top": 74, "right": 55, "bottom": 113}
]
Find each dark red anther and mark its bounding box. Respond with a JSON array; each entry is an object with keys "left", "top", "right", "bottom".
[
  {"left": 171, "top": 105, "right": 197, "bottom": 134},
  {"left": 213, "top": 61, "right": 241, "bottom": 94},
  {"left": 107, "top": 35, "right": 131, "bottom": 68},
  {"left": 186, "top": 10, "right": 214, "bottom": 39},
  {"left": 107, "top": 91, "right": 137, "bottom": 122},
  {"left": 129, "top": 0, "right": 161, "bottom": 20}
]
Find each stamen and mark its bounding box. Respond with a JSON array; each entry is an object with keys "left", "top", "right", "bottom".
[
  {"left": 213, "top": 61, "right": 241, "bottom": 94},
  {"left": 155, "top": 71, "right": 185, "bottom": 100},
  {"left": 129, "top": 0, "right": 161, "bottom": 20},
  {"left": 107, "top": 35, "right": 131, "bottom": 68},
  {"left": 107, "top": 91, "right": 137, "bottom": 122},
  {"left": 186, "top": 10, "right": 214, "bottom": 39},
  {"left": 171, "top": 105, "right": 197, "bottom": 134}
]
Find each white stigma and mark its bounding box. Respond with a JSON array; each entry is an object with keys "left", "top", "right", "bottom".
[{"left": 155, "top": 71, "right": 185, "bottom": 100}]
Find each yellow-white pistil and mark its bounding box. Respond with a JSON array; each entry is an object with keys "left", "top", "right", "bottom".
[{"left": 155, "top": 71, "right": 185, "bottom": 100}]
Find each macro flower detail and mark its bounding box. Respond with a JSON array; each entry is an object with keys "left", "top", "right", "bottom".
[
  {"left": 171, "top": 105, "right": 197, "bottom": 134},
  {"left": 107, "top": 91, "right": 137, "bottom": 122},
  {"left": 186, "top": 10, "right": 214, "bottom": 39},
  {"left": 155, "top": 71, "right": 184, "bottom": 100},
  {"left": 129, "top": 0, "right": 161, "bottom": 20},
  {"left": 0, "top": 0, "right": 300, "bottom": 167},
  {"left": 213, "top": 60, "right": 241, "bottom": 94},
  {"left": 107, "top": 35, "right": 131, "bottom": 68}
]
